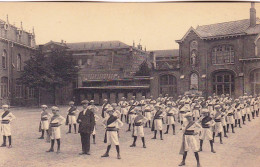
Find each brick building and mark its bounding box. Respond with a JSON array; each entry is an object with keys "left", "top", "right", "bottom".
[
  {"left": 151, "top": 3, "right": 260, "bottom": 99},
  {"left": 0, "top": 16, "right": 37, "bottom": 106},
  {"left": 40, "top": 41, "right": 152, "bottom": 105}
]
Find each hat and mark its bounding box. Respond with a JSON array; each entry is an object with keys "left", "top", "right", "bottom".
[
  {"left": 69, "top": 101, "right": 75, "bottom": 105},
  {"left": 184, "top": 112, "right": 193, "bottom": 118},
  {"left": 2, "top": 104, "right": 9, "bottom": 109},
  {"left": 51, "top": 106, "right": 59, "bottom": 111},
  {"left": 106, "top": 107, "right": 114, "bottom": 113},
  {"left": 41, "top": 105, "right": 48, "bottom": 108},
  {"left": 201, "top": 108, "right": 209, "bottom": 114},
  {"left": 215, "top": 105, "right": 221, "bottom": 109},
  {"left": 90, "top": 100, "right": 95, "bottom": 103},
  {"left": 121, "top": 97, "right": 126, "bottom": 100},
  {"left": 166, "top": 101, "right": 172, "bottom": 105},
  {"left": 154, "top": 103, "right": 161, "bottom": 108},
  {"left": 81, "top": 100, "right": 89, "bottom": 105},
  {"left": 111, "top": 103, "right": 117, "bottom": 107},
  {"left": 103, "top": 99, "right": 108, "bottom": 102},
  {"left": 150, "top": 100, "right": 156, "bottom": 104}
]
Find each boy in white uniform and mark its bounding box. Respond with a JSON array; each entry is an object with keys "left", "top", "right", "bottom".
[
  {"left": 38, "top": 105, "right": 51, "bottom": 139},
  {"left": 139, "top": 96, "right": 146, "bottom": 115},
  {"left": 101, "top": 107, "right": 124, "bottom": 159},
  {"left": 226, "top": 101, "right": 235, "bottom": 133},
  {"left": 164, "top": 102, "right": 178, "bottom": 135},
  {"left": 130, "top": 108, "right": 148, "bottom": 148},
  {"left": 0, "top": 105, "right": 16, "bottom": 148},
  {"left": 179, "top": 112, "right": 202, "bottom": 167},
  {"left": 46, "top": 106, "right": 66, "bottom": 153},
  {"left": 118, "top": 97, "right": 129, "bottom": 122},
  {"left": 66, "top": 101, "right": 78, "bottom": 134},
  {"left": 144, "top": 99, "right": 155, "bottom": 128},
  {"left": 151, "top": 104, "right": 166, "bottom": 140}
]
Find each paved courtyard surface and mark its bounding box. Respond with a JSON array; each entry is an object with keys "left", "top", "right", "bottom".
[{"left": 1, "top": 106, "right": 260, "bottom": 167}]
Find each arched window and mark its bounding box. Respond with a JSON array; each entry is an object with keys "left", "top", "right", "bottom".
[
  {"left": 212, "top": 45, "right": 234, "bottom": 65},
  {"left": 1, "top": 77, "right": 8, "bottom": 98},
  {"left": 159, "top": 74, "right": 177, "bottom": 97},
  {"left": 17, "top": 54, "right": 22, "bottom": 71},
  {"left": 2, "top": 50, "right": 7, "bottom": 69},
  {"left": 190, "top": 73, "right": 199, "bottom": 90}
]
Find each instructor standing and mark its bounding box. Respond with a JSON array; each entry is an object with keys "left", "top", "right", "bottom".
[{"left": 77, "top": 100, "right": 95, "bottom": 155}]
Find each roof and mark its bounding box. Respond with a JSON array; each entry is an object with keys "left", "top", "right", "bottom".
[
  {"left": 177, "top": 18, "right": 260, "bottom": 42},
  {"left": 196, "top": 18, "right": 260, "bottom": 38},
  {"left": 151, "top": 49, "right": 179, "bottom": 57},
  {"left": 66, "top": 41, "right": 130, "bottom": 50},
  {"left": 83, "top": 73, "right": 120, "bottom": 81}
]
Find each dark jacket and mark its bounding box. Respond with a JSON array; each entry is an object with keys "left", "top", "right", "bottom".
[{"left": 77, "top": 109, "right": 95, "bottom": 134}]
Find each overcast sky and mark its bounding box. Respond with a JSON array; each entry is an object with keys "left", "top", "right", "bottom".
[{"left": 0, "top": 2, "right": 259, "bottom": 50}]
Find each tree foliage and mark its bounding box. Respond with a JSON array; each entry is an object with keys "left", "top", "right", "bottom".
[
  {"left": 135, "top": 61, "right": 151, "bottom": 76},
  {"left": 20, "top": 49, "right": 79, "bottom": 104}
]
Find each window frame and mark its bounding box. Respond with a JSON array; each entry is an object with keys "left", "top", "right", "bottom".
[
  {"left": 17, "top": 54, "right": 22, "bottom": 71},
  {"left": 2, "top": 50, "right": 7, "bottom": 69},
  {"left": 212, "top": 45, "right": 235, "bottom": 65}
]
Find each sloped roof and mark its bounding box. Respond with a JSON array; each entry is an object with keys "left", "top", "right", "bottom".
[
  {"left": 177, "top": 18, "right": 260, "bottom": 42},
  {"left": 196, "top": 19, "right": 260, "bottom": 38},
  {"left": 151, "top": 49, "right": 179, "bottom": 57},
  {"left": 66, "top": 41, "right": 130, "bottom": 50}
]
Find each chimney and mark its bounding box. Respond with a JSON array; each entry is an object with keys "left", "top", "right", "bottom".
[
  {"left": 61, "top": 40, "right": 64, "bottom": 44},
  {"left": 250, "top": 2, "right": 256, "bottom": 27},
  {"left": 133, "top": 41, "right": 135, "bottom": 47}
]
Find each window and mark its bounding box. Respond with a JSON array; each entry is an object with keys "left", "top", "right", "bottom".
[
  {"left": 15, "top": 85, "right": 23, "bottom": 98},
  {"left": 190, "top": 73, "right": 199, "bottom": 90},
  {"left": 0, "top": 77, "right": 8, "bottom": 98},
  {"left": 159, "top": 74, "right": 177, "bottom": 97},
  {"left": 17, "top": 54, "right": 22, "bottom": 71},
  {"left": 27, "top": 87, "right": 35, "bottom": 98},
  {"left": 2, "top": 50, "right": 7, "bottom": 69},
  {"left": 212, "top": 45, "right": 235, "bottom": 65},
  {"left": 212, "top": 71, "right": 234, "bottom": 96}
]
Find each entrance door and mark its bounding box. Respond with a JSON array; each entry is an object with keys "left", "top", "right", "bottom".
[
  {"left": 250, "top": 69, "right": 260, "bottom": 95},
  {"left": 212, "top": 71, "right": 235, "bottom": 96},
  {"left": 159, "top": 74, "right": 177, "bottom": 97}
]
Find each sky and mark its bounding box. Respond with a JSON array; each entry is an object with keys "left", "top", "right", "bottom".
[{"left": 0, "top": 2, "right": 259, "bottom": 50}]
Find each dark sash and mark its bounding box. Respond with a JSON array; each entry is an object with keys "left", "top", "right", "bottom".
[
  {"left": 151, "top": 109, "right": 162, "bottom": 131},
  {"left": 66, "top": 106, "right": 77, "bottom": 125},
  {"left": 2, "top": 111, "right": 10, "bottom": 119},
  {"left": 127, "top": 104, "right": 136, "bottom": 124},
  {"left": 214, "top": 111, "right": 222, "bottom": 119},
  {"left": 201, "top": 116, "right": 212, "bottom": 128},
  {"left": 104, "top": 115, "right": 118, "bottom": 143},
  {"left": 178, "top": 104, "right": 184, "bottom": 110},
  {"left": 101, "top": 103, "right": 109, "bottom": 118},
  {"left": 179, "top": 121, "right": 195, "bottom": 155}
]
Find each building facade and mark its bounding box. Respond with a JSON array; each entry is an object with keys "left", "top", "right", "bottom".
[
  {"left": 0, "top": 17, "right": 37, "bottom": 106},
  {"left": 151, "top": 3, "right": 260, "bottom": 99},
  {"left": 40, "top": 41, "right": 152, "bottom": 105}
]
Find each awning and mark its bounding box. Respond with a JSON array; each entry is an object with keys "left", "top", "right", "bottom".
[{"left": 75, "top": 85, "right": 150, "bottom": 90}]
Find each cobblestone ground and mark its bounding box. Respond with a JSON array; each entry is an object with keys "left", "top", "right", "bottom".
[{"left": 1, "top": 106, "right": 260, "bottom": 167}]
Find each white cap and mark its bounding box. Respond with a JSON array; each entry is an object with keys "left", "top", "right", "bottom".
[
  {"left": 41, "top": 105, "right": 48, "bottom": 108},
  {"left": 51, "top": 106, "right": 59, "bottom": 111},
  {"left": 2, "top": 104, "right": 9, "bottom": 108}
]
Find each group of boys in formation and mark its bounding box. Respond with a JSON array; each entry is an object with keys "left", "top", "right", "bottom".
[{"left": 1, "top": 93, "right": 260, "bottom": 167}]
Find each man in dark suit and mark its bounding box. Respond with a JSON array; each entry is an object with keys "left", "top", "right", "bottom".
[{"left": 77, "top": 100, "right": 95, "bottom": 155}]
